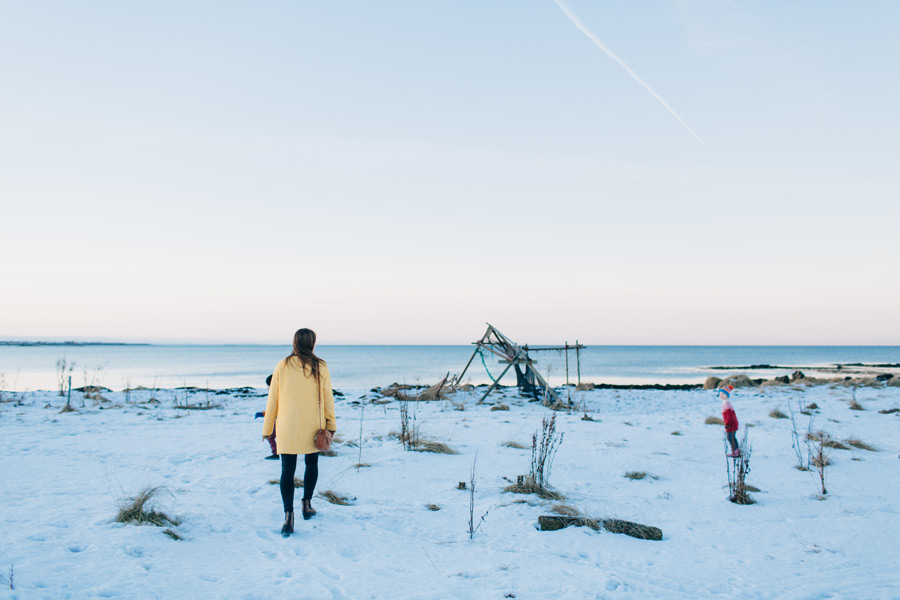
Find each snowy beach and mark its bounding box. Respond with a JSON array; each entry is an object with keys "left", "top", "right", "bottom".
[{"left": 1, "top": 381, "right": 899, "bottom": 599}]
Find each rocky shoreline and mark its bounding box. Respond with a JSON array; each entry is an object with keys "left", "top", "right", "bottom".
[{"left": 701, "top": 370, "right": 900, "bottom": 390}]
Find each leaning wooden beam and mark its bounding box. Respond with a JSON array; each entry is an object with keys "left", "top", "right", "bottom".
[
  {"left": 478, "top": 361, "right": 515, "bottom": 403},
  {"left": 480, "top": 344, "right": 516, "bottom": 361},
  {"left": 457, "top": 347, "right": 480, "bottom": 383},
  {"left": 527, "top": 362, "right": 562, "bottom": 405}
]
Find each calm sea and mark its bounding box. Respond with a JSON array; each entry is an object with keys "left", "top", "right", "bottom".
[{"left": 0, "top": 345, "right": 898, "bottom": 392}]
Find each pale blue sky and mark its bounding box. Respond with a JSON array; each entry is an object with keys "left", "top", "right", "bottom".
[{"left": 1, "top": 1, "right": 898, "bottom": 344}]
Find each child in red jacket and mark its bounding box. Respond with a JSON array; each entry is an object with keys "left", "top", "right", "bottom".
[{"left": 719, "top": 385, "right": 740, "bottom": 457}]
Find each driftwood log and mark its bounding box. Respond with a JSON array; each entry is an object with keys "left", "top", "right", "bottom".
[{"left": 538, "top": 516, "right": 662, "bottom": 541}]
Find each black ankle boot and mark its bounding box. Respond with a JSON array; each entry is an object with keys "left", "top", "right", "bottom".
[
  {"left": 301, "top": 499, "right": 316, "bottom": 520},
  {"left": 281, "top": 511, "right": 294, "bottom": 537}
]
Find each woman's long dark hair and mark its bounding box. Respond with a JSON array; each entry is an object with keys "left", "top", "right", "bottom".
[{"left": 285, "top": 328, "right": 325, "bottom": 381}]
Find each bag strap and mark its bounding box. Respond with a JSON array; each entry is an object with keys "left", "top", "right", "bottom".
[{"left": 317, "top": 367, "right": 324, "bottom": 431}]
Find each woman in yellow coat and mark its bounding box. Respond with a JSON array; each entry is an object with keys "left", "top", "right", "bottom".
[{"left": 262, "top": 328, "right": 336, "bottom": 536}]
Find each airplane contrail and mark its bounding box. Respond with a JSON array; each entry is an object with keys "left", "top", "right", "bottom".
[{"left": 553, "top": 0, "right": 707, "bottom": 146}]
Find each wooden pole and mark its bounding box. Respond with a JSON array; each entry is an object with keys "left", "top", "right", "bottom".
[
  {"left": 576, "top": 340, "right": 581, "bottom": 386},
  {"left": 565, "top": 341, "right": 569, "bottom": 387},
  {"left": 457, "top": 345, "right": 480, "bottom": 383}
]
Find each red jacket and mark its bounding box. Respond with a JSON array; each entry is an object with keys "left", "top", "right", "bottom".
[{"left": 722, "top": 399, "right": 739, "bottom": 432}]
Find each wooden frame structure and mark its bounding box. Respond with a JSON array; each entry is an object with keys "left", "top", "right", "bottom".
[{"left": 457, "top": 323, "right": 585, "bottom": 404}]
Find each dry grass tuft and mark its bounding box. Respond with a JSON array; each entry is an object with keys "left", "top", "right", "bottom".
[
  {"left": 624, "top": 471, "right": 648, "bottom": 480},
  {"left": 806, "top": 431, "right": 850, "bottom": 450},
  {"left": 319, "top": 490, "right": 353, "bottom": 505},
  {"left": 705, "top": 416, "right": 724, "bottom": 425},
  {"left": 550, "top": 504, "right": 580, "bottom": 517},
  {"left": 849, "top": 400, "right": 864, "bottom": 411},
  {"left": 878, "top": 407, "right": 900, "bottom": 414},
  {"left": 846, "top": 438, "right": 878, "bottom": 452},
  {"left": 162, "top": 528, "right": 183, "bottom": 541},
  {"left": 502, "top": 479, "right": 565, "bottom": 501},
  {"left": 670, "top": 430, "right": 683, "bottom": 436},
  {"left": 353, "top": 463, "right": 372, "bottom": 469},
  {"left": 501, "top": 441, "right": 528, "bottom": 449},
  {"left": 412, "top": 440, "right": 458, "bottom": 455},
  {"left": 267, "top": 477, "right": 303, "bottom": 488},
  {"left": 115, "top": 486, "right": 180, "bottom": 527},
  {"left": 426, "top": 504, "right": 441, "bottom": 511},
  {"left": 490, "top": 404, "right": 510, "bottom": 412},
  {"left": 769, "top": 409, "right": 788, "bottom": 419},
  {"left": 806, "top": 403, "right": 819, "bottom": 410},
  {"left": 319, "top": 449, "right": 338, "bottom": 457},
  {"left": 58, "top": 405, "right": 76, "bottom": 414}
]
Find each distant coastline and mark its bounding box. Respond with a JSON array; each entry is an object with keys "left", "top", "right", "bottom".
[{"left": 0, "top": 341, "right": 150, "bottom": 347}]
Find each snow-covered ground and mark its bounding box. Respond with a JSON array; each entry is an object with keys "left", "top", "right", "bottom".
[{"left": 1, "top": 383, "right": 898, "bottom": 599}]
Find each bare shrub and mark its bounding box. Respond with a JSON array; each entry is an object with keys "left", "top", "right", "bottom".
[
  {"left": 467, "top": 455, "right": 488, "bottom": 539},
  {"left": 726, "top": 430, "right": 754, "bottom": 505},
  {"left": 356, "top": 405, "right": 365, "bottom": 471},
  {"left": 788, "top": 398, "right": 811, "bottom": 471},
  {"left": 56, "top": 357, "right": 75, "bottom": 396},
  {"left": 116, "top": 486, "right": 180, "bottom": 527},
  {"left": 81, "top": 364, "right": 106, "bottom": 402},
  {"left": 397, "top": 398, "right": 418, "bottom": 450},
  {"left": 807, "top": 432, "right": 833, "bottom": 495},
  {"left": 531, "top": 413, "right": 564, "bottom": 490}
]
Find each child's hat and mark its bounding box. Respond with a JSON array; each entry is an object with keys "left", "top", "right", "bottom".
[{"left": 719, "top": 384, "right": 734, "bottom": 397}]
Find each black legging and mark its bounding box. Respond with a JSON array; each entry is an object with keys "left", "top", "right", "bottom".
[
  {"left": 280, "top": 453, "right": 319, "bottom": 512},
  {"left": 726, "top": 430, "right": 739, "bottom": 452}
]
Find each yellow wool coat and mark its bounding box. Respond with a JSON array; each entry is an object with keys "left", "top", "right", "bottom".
[{"left": 262, "top": 358, "right": 336, "bottom": 455}]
